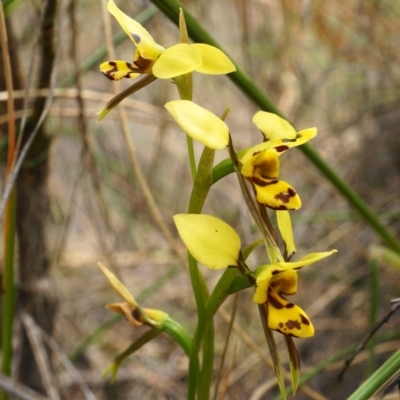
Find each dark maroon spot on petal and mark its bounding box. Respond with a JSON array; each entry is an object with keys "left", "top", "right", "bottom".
[
  {"left": 282, "top": 134, "right": 301, "bottom": 143},
  {"left": 132, "top": 34, "right": 141, "bottom": 43},
  {"left": 252, "top": 177, "right": 279, "bottom": 187},
  {"left": 274, "top": 188, "right": 297, "bottom": 204},
  {"left": 285, "top": 319, "right": 301, "bottom": 330},
  {"left": 275, "top": 145, "right": 289, "bottom": 153},
  {"left": 271, "top": 270, "right": 281, "bottom": 275},
  {"left": 279, "top": 322, "right": 284, "bottom": 328},
  {"left": 285, "top": 303, "right": 295, "bottom": 309},
  {"left": 132, "top": 309, "right": 141, "bottom": 321},
  {"left": 300, "top": 314, "right": 310, "bottom": 325},
  {"left": 134, "top": 56, "right": 153, "bottom": 73},
  {"left": 268, "top": 291, "right": 285, "bottom": 309}
]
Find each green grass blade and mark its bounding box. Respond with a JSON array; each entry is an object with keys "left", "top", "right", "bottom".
[
  {"left": 347, "top": 348, "right": 400, "bottom": 400},
  {"left": 1, "top": 186, "right": 16, "bottom": 400}
]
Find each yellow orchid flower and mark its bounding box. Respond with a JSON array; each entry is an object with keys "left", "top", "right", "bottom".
[
  {"left": 100, "top": 0, "right": 236, "bottom": 81},
  {"left": 165, "top": 100, "right": 230, "bottom": 149},
  {"left": 98, "top": 262, "right": 167, "bottom": 327},
  {"left": 253, "top": 250, "right": 337, "bottom": 338},
  {"left": 239, "top": 112, "right": 317, "bottom": 210},
  {"left": 174, "top": 214, "right": 241, "bottom": 269}
]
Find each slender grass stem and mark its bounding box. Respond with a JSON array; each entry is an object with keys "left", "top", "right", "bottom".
[{"left": 0, "top": 5, "right": 17, "bottom": 400}]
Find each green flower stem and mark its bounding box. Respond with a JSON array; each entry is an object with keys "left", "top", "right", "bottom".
[
  {"left": 347, "top": 348, "right": 400, "bottom": 400},
  {"left": 163, "top": 317, "right": 192, "bottom": 357},
  {"left": 174, "top": 74, "right": 196, "bottom": 180},
  {"left": 149, "top": 0, "right": 400, "bottom": 255},
  {"left": 198, "top": 322, "right": 214, "bottom": 400},
  {"left": 1, "top": 186, "right": 16, "bottom": 400},
  {"left": 186, "top": 145, "right": 216, "bottom": 399},
  {"left": 212, "top": 158, "right": 235, "bottom": 184}
]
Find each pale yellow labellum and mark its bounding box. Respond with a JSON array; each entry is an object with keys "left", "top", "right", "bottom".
[
  {"left": 174, "top": 214, "right": 241, "bottom": 269},
  {"left": 165, "top": 100, "right": 230, "bottom": 149}
]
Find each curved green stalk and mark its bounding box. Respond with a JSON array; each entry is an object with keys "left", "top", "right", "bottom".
[
  {"left": 163, "top": 318, "right": 192, "bottom": 357},
  {"left": 149, "top": 0, "right": 400, "bottom": 255}
]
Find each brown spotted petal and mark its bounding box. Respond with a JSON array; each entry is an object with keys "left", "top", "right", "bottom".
[
  {"left": 106, "top": 302, "right": 144, "bottom": 327},
  {"left": 241, "top": 149, "right": 280, "bottom": 181},
  {"left": 100, "top": 60, "right": 141, "bottom": 81},
  {"left": 253, "top": 179, "right": 301, "bottom": 210},
  {"left": 267, "top": 288, "right": 314, "bottom": 338},
  {"left": 270, "top": 270, "right": 298, "bottom": 296}
]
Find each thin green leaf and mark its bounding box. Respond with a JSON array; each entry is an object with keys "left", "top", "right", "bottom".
[
  {"left": 162, "top": 317, "right": 192, "bottom": 357},
  {"left": 103, "top": 328, "right": 161, "bottom": 382},
  {"left": 284, "top": 335, "right": 300, "bottom": 395},
  {"left": 347, "top": 348, "right": 400, "bottom": 400},
  {"left": 258, "top": 303, "right": 286, "bottom": 400}
]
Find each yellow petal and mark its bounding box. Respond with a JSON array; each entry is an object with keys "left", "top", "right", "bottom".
[
  {"left": 241, "top": 149, "right": 280, "bottom": 180},
  {"left": 253, "top": 267, "right": 273, "bottom": 304},
  {"left": 174, "top": 214, "right": 241, "bottom": 269},
  {"left": 276, "top": 250, "right": 337, "bottom": 270},
  {"left": 240, "top": 127, "right": 317, "bottom": 165},
  {"left": 165, "top": 100, "right": 229, "bottom": 149},
  {"left": 97, "top": 262, "right": 138, "bottom": 307},
  {"left": 107, "top": 0, "right": 164, "bottom": 60},
  {"left": 270, "top": 270, "right": 298, "bottom": 295},
  {"left": 100, "top": 60, "right": 140, "bottom": 81},
  {"left": 191, "top": 43, "right": 236, "bottom": 74},
  {"left": 252, "top": 111, "right": 297, "bottom": 141},
  {"left": 254, "top": 180, "right": 301, "bottom": 210},
  {"left": 267, "top": 288, "right": 314, "bottom": 338},
  {"left": 277, "top": 210, "right": 296, "bottom": 258},
  {"left": 152, "top": 43, "right": 201, "bottom": 79}
]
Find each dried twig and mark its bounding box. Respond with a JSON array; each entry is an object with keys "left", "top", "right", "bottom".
[
  {"left": 39, "top": 328, "right": 98, "bottom": 400},
  {"left": 373, "top": 373, "right": 400, "bottom": 400},
  {"left": 339, "top": 299, "right": 400, "bottom": 381},
  {"left": 20, "top": 312, "right": 61, "bottom": 400},
  {"left": 0, "top": 373, "right": 50, "bottom": 400}
]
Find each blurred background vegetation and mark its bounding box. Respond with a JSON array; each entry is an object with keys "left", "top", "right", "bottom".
[{"left": 0, "top": 0, "right": 399, "bottom": 399}]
